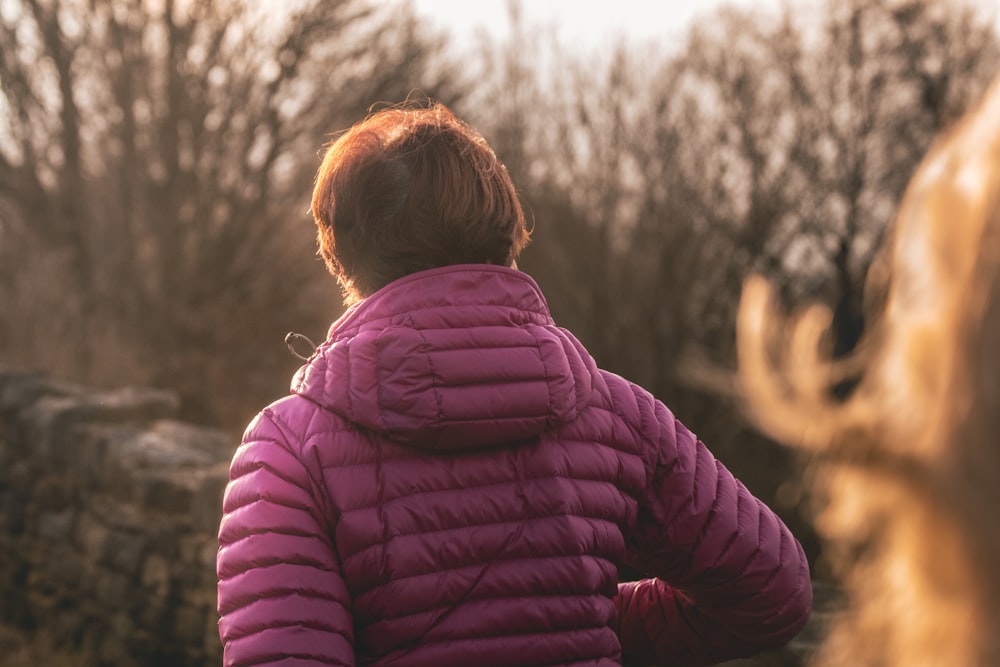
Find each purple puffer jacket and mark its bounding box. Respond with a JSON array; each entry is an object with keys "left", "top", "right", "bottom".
[{"left": 217, "top": 265, "right": 811, "bottom": 667}]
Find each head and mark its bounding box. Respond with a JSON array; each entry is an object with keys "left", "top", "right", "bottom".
[{"left": 311, "top": 103, "right": 529, "bottom": 305}]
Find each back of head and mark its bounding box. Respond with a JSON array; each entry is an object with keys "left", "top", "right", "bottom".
[
  {"left": 737, "top": 77, "right": 1000, "bottom": 666},
  {"left": 311, "top": 103, "right": 529, "bottom": 304}
]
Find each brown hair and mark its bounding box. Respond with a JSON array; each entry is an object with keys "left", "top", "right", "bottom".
[
  {"left": 738, "top": 77, "right": 1000, "bottom": 666},
  {"left": 311, "top": 103, "right": 529, "bottom": 304}
]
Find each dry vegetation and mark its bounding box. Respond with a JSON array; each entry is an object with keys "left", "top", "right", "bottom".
[{"left": 2, "top": 1, "right": 1000, "bottom": 662}]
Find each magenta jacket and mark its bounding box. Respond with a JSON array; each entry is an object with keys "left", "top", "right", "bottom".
[{"left": 217, "top": 265, "right": 811, "bottom": 666}]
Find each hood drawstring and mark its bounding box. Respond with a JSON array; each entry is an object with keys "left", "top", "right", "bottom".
[{"left": 285, "top": 332, "right": 318, "bottom": 361}]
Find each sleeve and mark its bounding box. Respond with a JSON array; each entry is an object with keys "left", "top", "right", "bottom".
[
  {"left": 217, "top": 410, "right": 354, "bottom": 667},
  {"left": 615, "top": 389, "right": 812, "bottom": 666}
]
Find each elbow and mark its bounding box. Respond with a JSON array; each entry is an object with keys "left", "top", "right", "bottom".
[
  {"left": 754, "top": 551, "right": 813, "bottom": 650},
  {"left": 717, "top": 542, "right": 813, "bottom": 654},
  {"left": 766, "top": 577, "right": 812, "bottom": 650}
]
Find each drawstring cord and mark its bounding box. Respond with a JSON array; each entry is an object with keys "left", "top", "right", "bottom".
[{"left": 284, "top": 332, "right": 318, "bottom": 361}]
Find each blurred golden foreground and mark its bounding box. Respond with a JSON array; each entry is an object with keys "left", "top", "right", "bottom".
[{"left": 739, "top": 76, "right": 1000, "bottom": 667}]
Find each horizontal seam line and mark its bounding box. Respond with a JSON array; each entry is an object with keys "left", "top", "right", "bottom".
[
  {"left": 227, "top": 620, "right": 352, "bottom": 641},
  {"left": 335, "top": 304, "right": 549, "bottom": 332},
  {"left": 366, "top": 622, "right": 614, "bottom": 649},
  {"left": 336, "top": 475, "right": 631, "bottom": 514},
  {"left": 219, "top": 554, "right": 338, "bottom": 575},
  {"left": 223, "top": 496, "right": 316, "bottom": 517},
  {"left": 426, "top": 377, "right": 550, "bottom": 388},
  {"left": 344, "top": 511, "right": 619, "bottom": 558},
  {"left": 425, "top": 342, "right": 540, "bottom": 351},
  {"left": 221, "top": 525, "right": 328, "bottom": 544},
  {"left": 360, "top": 587, "right": 617, "bottom": 623},
  {"left": 351, "top": 554, "right": 618, "bottom": 600},
  {"left": 220, "top": 590, "right": 348, "bottom": 615}
]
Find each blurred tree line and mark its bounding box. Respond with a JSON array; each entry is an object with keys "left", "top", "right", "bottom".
[
  {"left": 0, "top": 0, "right": 459, "bottom": 424},
  {"left": 1, "top": 0, "right": 997, "bottom": 564}
]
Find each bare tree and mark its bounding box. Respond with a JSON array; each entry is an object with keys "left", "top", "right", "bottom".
[
  {"left": 0, "top": 0, "right": 459, "bottom": 426},
  {"left": 778, "top": 0, "right": 1000, "bottom": 359},
  {"left": 460, "top": 1, "right": 999, "bottom": 579}
]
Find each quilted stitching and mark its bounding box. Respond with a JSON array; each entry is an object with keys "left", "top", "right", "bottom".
[{"left": 217, "top": 265, "right": 811, "bottom": 667}]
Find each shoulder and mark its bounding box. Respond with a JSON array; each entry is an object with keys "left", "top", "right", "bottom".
[
  {"left": 584, "top": 370, "right": 694, "bottom": 480},
  {"left": 592, "top": 370, "right": 675, "bottom": 438},
  {"left": 560, "top": 369, "right": 668, "bottom": 463},
  {"left": 238, "top": 393, "right": 359, "bottom": 467}
]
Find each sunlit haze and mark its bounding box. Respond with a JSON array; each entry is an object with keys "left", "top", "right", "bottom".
[
  {"left": 412, "top": 0, "right": 799, "bottom": 47},
  {"left": 412, "top": 0, "right": 1000, "bottom": 51}
]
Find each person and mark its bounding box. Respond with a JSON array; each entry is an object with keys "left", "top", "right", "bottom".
[
  {"left": 216, "top": 103, "right": 812, "bottom": 667},
  {"left": 737, "top": 78, "right": 1000, "bottom": 667}
]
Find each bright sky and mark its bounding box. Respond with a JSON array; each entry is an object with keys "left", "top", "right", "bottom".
[
  {"left": 411, "top": 0, "right": 1000, "bottom": 51},
  {"left": 410, "top": 0, "right": 790, "bottom": 48}
]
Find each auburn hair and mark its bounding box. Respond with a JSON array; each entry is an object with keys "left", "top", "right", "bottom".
[{"left": 311, "top": 103, "right": 529, "bottom": 304}]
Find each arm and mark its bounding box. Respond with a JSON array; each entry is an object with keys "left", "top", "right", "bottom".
[
  {"left": 616, "top": 390, "right": 811, "bottom": 666},
  {"left": 217, "top": 410, "right": 354, "bottom": 667}
]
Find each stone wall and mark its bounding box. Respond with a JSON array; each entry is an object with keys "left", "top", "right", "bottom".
[
  {"left": 0, "top": 371, "right": 836, "bottom": 666},
  {"left": 0, "top": 372, "right": 232, "bottom": 666}
]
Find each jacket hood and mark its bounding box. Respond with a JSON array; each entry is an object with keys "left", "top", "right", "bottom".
[{"left": 291, "top": 265, "right": 599, "bottom": 452}]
